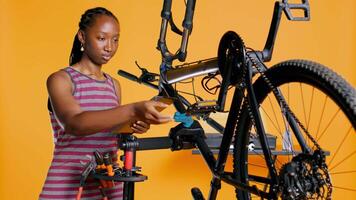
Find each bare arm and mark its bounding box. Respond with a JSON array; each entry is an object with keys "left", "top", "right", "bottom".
[
  {"left": 47, "top": 71, "right": 170, "bottom": 136},
  {"left": 112, "top": 78, "right": 151, "bottom": 134},
  {"left": 112, "top": 77, "right": 122, "bottom": 106}
]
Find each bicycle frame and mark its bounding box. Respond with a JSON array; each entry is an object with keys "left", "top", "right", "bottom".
[{"left": 116, "top": 0, "right": 312, "bottom": 199}]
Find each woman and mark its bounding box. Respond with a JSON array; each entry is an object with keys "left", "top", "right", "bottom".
[{"left": 40, "top": 7, "right": 171, "bottom": 200}]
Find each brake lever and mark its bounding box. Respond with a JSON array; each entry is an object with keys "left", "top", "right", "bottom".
[{"left": 135, "top": 61, "right": 160, "bottom": 82}]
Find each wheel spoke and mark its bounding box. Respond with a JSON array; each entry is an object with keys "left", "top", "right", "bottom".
[
  {"left": 328, "top": 126, "right": 352, "bottom": 166},
  {"left": 260, "top": 106, "right": 291, "bottom": 157},
  {"left": 315, "top": 95, "right": 328, "bottom": 139},
  {"left": 261, "top": 106, "right": 282, "bottom": 137},
  {"left": 329, "top": 150, "right": 356, "bottom": 171},
  {"left": 267, "top": 96, "right": 282, "bottom": 134},
  {"left": 261, "top": 96, "right": 294, "bottom": 161},
  {"left": 306, "top": 87, "right": 314, "bottom": 130},
  {"left": 316, "top": 108, "right": 340, "bottom": 142},
  {"left": 299, "top": 83, "right": 308, "bottom": 127},
  {"left": 330, "top": 170, "right": 356, "bottom": 175},
  {"left": 333, "top": 186, "right": 356, "bottom": 192},
  {"left": 248, "top": 162, "right": 267, "bottom": 169},
  {"left": 299, "top": 83, "right": 311, "bottom": 147},
  {"left": 249, "top": 149, "right": 283, "bottom": 169}
]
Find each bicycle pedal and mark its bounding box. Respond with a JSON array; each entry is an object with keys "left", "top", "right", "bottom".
[
  {"left": 187, "top": 100, "right": 217, "bottom": 115},
  {"left": 191, "top": 187, "right": 205, "bottom": 200}
]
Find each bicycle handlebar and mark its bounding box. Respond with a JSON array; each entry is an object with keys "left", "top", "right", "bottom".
[
  {"left": 118, "top": 70, "right": 159, "bottom": 90},
  {"left": 118, "top": 70, "right": 139, "bottom": 82}
]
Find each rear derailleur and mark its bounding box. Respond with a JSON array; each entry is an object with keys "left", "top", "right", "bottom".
[{"left": 278, "top": 150, "right": 332, "bottom": 200}]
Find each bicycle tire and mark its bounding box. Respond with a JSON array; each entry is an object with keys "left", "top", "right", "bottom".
[{"left": 233, "top": 59, "right": 356, "bottom": 199}]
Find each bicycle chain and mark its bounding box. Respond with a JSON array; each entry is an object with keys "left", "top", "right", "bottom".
[
  {"left": 245, "top": 52, "right": 332, "bottom": 199},
  {"left": 246, "top": 52, "right": 321, "bottom": 150},
  {"left": 229, "top": 36, "right": 258, "bottom": 140}
]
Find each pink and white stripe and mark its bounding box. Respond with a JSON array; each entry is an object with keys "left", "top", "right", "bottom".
[{"left": 40, "top": 67, "right": 123, "bottom": 199}]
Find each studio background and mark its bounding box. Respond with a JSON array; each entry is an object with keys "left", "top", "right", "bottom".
[{"left": 0, "top": 0, "right": 355, "bottom": 199}]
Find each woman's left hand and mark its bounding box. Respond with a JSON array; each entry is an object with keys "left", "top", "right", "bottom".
[{"left": 131, "top": 121, "right": 150, "bottom": 134}]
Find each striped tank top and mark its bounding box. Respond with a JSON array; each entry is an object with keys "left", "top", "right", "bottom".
[{"left": 40, "top": 67, "right": 123, "bottom": 200}]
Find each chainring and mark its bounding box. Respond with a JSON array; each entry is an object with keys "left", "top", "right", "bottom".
[{"left": 217, "top": 31, "right": 246, "bottom": 85}]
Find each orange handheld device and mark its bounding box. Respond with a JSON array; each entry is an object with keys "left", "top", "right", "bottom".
[{"left": 112, "top": 96, "right": 174, "bottom": 134}]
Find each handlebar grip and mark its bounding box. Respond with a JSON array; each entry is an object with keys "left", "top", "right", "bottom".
[
  {"left": 182, "top": 0, "right": 196, "bottom": 31},
  {"left": 161, "top": 0, "right": 172, "bottom": 19},
  {"left": 117, "top": 70, "right": 139, "bottom": 82}
]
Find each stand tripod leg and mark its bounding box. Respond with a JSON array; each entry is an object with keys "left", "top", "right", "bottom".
[
  {"left": 123, "top": 181, "right": 135, "bottom": 200},
  {"left": 99, "top": 186, "right": 108, "bottom": 200}
]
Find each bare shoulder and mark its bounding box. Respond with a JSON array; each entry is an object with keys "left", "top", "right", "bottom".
[
  {"left": 46, "top": 69, "right": 72, "bottom": 92},
  {"left": 47, "top": 70, "right": 70, "bottom": 84},
  {"left": 111, "top": 77, "right": 122, "bottom": 104},
  {"left": 112, "top": 77, "right": 121, "bottom": 89}
]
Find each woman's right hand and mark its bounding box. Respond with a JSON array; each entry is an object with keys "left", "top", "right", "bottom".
[{"left": 133, "top": 100, "right": 172, "bottom": 124}]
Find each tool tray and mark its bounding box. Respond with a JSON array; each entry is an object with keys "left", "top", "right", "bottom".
[{"left": 91, "top": 172, "right": 147, "bottom": 182}]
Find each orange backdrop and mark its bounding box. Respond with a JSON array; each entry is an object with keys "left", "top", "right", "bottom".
[{"left": 0, "top": 0, "right": 355, "bottom": 199}]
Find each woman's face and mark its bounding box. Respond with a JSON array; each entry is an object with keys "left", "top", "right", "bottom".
[{"left": 81, "top": 15, "right": 120, "bottom": 65}]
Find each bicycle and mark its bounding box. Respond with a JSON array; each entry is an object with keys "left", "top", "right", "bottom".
[{"left": 79, "top": 0, "right": 356, "bottom": 199}]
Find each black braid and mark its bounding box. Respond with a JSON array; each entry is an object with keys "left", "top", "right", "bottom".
[{"left": 69, "top": 7, "right": 118, "bottom": 66}]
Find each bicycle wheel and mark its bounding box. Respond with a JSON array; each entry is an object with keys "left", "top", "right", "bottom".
[{"left": 233, "top": 60, "right": 356, "bottom": 199}]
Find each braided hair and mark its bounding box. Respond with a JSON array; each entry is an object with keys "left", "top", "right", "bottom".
[
  {"left": 48, "top": 7, "right": 118, "bottom": 112},
  {"left": 69, "top": 7, "right": 118, "bottom": 66}
]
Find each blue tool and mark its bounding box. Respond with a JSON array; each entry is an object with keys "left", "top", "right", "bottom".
[{"left": 173, "top": 112, "right": 194, "bottom": 127}]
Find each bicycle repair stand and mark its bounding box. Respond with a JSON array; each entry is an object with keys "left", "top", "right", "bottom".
[
  {"left": 117, "top": 119, "right": 207, "bottom": 200},
  {"left": 78, "top": 118, "right": 207, "bottom": 200},
  {"left": 76, "top": 136, "right": 148, "bottom": 200}
]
